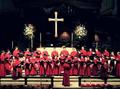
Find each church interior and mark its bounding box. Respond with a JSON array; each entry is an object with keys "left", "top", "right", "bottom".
[{"left": 0, "top": 0, "right": 120, "bottom": 89}]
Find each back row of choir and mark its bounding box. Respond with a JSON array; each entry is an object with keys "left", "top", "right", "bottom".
[{"left": 0, "top": 46, "right": 120, "bottom": 78}]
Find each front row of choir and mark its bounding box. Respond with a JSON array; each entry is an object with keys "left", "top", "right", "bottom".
[{"left": 0, "top": 47, "right": 120, "bottom": 78}]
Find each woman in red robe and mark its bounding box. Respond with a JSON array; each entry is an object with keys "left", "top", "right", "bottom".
[
  {"left": 39, "top": 57, "right": 45, "bottom": 76},
  {"left": 24, "top": 58, "right": 30, "bottom": 76},
  {"left": 45, "top": 57, "right": 53, "bottom": 76},
  {"left": 72, "top": 57, "right": 78, "bottom": 75},
  {"left": 116, "top": 52, "right": 120, "bottom": 77},
  {"left": 79, "top": 56, "right": 85, "bottom": 76},
  {"left": 29, "top": 57, "right": 37, "bottom": 75},
  {"left": 92, "top": 57, "right": 99, "bottom": 76},
  {"left": 52, "top": 56, "right": 59, "bottom": 75},
  {"left": 62, "top": 61, "right": 70, "bottom": 86},
  {"left": 59, "top": 55, "right": 66, "bottom": 75},
  {"left": 5, "top": 50, "right": 12, "bottom": 75},
  {"left": 0, "top": 51, "right": 6, "bottom": 77},
  {"left": 84, "top": 57, "right": 91, "bottom": 76}
]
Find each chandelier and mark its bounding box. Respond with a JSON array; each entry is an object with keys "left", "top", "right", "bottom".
[{"left": 74, "top": 24, "right": 87, "bottom": 39}]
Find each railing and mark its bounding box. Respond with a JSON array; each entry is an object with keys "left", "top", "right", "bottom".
[{"left": 0, "top": 76, "right": 54, "bottom": 88}]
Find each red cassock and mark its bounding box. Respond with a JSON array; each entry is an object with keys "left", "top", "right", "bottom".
[
  {"left": 59, "top": 55, "right": 66, "bottom": 75},
  {"left": 5, "top": 52, "right": 11, "bottom": 74},
  {"left": 95, "top": 51, "right": 102, "bottom": 57},
  {"left": 53, "top": 58, "right": 59, "bottom": 75},
  {"left": 25, "top": 58, "right": 30, "bottom": 76},
  {"left": 72, "top": 57, "right": 78, "bottom": 75},
  {"left": 87, "top": 51, "right": 92, "bottom": 57},
  {"left": 70, "top": 51, "right": 78, "bottom": 57},
  {"left": 39, "top": 57, "right": 45, "bottom": 76},
  {"left": 66, "top": 56, "right": 72, "bottom": 76},
  {"left": 92, "top": 59, "right": 99, "bottom": 76},
  {"left": 42, "top": 51, "right": 49, "bottom": 59},
  {"left": 45, "top": 57, "right": 53, "bottom": 76},
  {"left": 60, "top": 50, "right": 69, "bottom": 57},
  {"left": 103, "top": 50, "right": 110, "bottom": 57},
  {"left": 80, "top": 49, "right": 87, "bottom": 56},
  {"left": 24, "top": 51, "right": 31, "bottom": 57},
  {"left": 12, "top": 59, "right": 22, "bottom": 78},
  {"left": 84, "top": 60, "right": 91, "bottom": 76},
  {"left": 51, "top": 50, "right": 58, "bottom": 58},
  {"left": 5, "top": 58, "right": 11, "bottom": 75},
  {"left": 13, "top": 49, "right": 20, "bottom": 57},
  {"left": 79, "top": 58, "right": 85, "bottom": 76},
  {"left": 30, "top": 58, "right": 37, "bottom": 75},
  {"left": 116, "top": 55, "right": 120, "bottom": 77},
  {"left": 62, "top": 63, "right": 70, "bottom": 86},
  {"left": 0, "top": 53, "right": 6, "bottom": 77}
]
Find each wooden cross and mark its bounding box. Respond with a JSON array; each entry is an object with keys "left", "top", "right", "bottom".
[{"left": 48, "top": 11, "right": 64, "bottom": 37}]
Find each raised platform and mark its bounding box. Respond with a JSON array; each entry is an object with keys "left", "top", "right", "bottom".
[{"left": 0, "top": 76, "right": 120, "bottom": 88}]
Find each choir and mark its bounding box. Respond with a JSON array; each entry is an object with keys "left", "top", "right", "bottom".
[{"left": 0, "top": 46, "right": 120, "bottom": 78}]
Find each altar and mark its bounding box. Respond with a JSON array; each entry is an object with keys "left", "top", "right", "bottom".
[{"left": 37, "top": 47, "right": 76, "bottom": 56}]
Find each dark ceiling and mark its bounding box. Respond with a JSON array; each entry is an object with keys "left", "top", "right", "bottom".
[{"left": 0, "top": 0, "right": 120, "bottom": 50}]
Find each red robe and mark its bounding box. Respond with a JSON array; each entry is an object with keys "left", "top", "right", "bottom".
[
  {"left": 95, "top": 50, "right": 102, "bottom": 57},
  {"left": 46, "top": 57, "right": 53, "bottom": 76},
  {"left": 12, "top": 58, "right": 22, "bottom": 78},
  {"left": 53, "top": 58, "right": 59, "bottom": 75},
  {"left": 13, "top": 49, "right": 20, "bottom": 57},
  {"left": 0, "top": 52, "right": 6, "bottom": 77},
  {"left": 51, "top": 50, "right": 58, "bottom": 58},
  {"left": 70, "top": 51, "right": 78, "bottom": 57},
  {"left": 80, "top": 49, "right": 87, "bottom": 56},
  {"left": 24, "top": 50, "right": 31, "bottom": 57},
  {"left": 92, "top": 59, "right": 99, "bottom": 76},
  {"left": 25, "top": 58, "right": 30, "bottom": 76},
  {"left": 79, "top": 58, "right": 85, "bottom": 76},
  {"left": 72, "top": 57, "right": 78, "bottom": 75},
  {"left": 59, "top": 55, "right": 65, "bottom": 75},
  {"left": 60, "top": 50, "right": 69, "bottom": 57},
  {"left": 116, "top": 54, "right": 120, "bottom": 77},
  {"left": 39, "top": 57, "right": 45, "bottom": 76},
  {"left": 87, "top": 51, "right": 93, "bottom": 57},
  {"left": 30, "top": 58, "right": 37, "bottom": 75},
  {"left": 62, "top": 63, "right": 70, "bottom": 86},
  {"left": 84, "top": 60, "right": 91, "bottom": 76},
  {"left": 103, "top": 50, "right": 110, "bottom": 57}
]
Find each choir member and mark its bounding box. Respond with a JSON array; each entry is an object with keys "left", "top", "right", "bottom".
[
  {"left": 79, "top": 56, "right": 85, "bottom": 76},
  {"left": 116, "top": 52, "right": 120, "bottom": 77},
  {"left": 103, "top": 49, "right": 110, "bottom": 57},
  {"left": 24, "top": 58, "right": 30, "bottom": 76},
  {"left": 110, "top": 52, "right": 116, "bottom": 75},
  {"left": 92, "top": 57, "right": 99, "bottom": 76},
  {"left": 95, "top": 48, "right": 102, "bottom": 57},
  {"left": 24, "top": 48, "right": 31, "bottom": 57},
  {"left": 39, "top": 55, "right": 45, "bottom": 76},
  {"left": 0, "top": 50, "right": 6, "bottom": 77},
  {"left": 52, "top": 56, "right": 59, "bottom": 75},
  {"left": 5, "top": 50, "right": 12, "bottom": 75},
  {"left": 84, "top": 57, "right": 91, "bottom": 76},
  {"left": 62, "top": 61, "right": 70, "bottom": 86},
  {"left": 12, "top": 57, "right": 22, "bottom": 79},
  {"left": 70, "top": 48, "right": 78, "bottom": 58},
  {"left": 45, "top": 56, "right": 53, "bottom": 76},
  {"left": 13, "top": 47, "right": 20, "bottom": 57},
  {"left": 29, "top": 57, "right": 37, "bottom": 75},
  {"left": 80, "top": 46, "right": 87, "bottom": 57},
  {"left": 60, "top": 47, "right": 69, "bottom": 57},
  {"left": 51, "top": 48, "right": 59, "bottom": 58},
  {"left": 72, "top": 57, "right": 79, "bottom": 75},
  {"left": 59, "top": 54, "right": 66, "bottom": 75}
]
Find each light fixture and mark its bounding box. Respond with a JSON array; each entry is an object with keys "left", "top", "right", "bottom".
[{"left": 74, "top": 24, "right": 87, "bottom": 39}]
